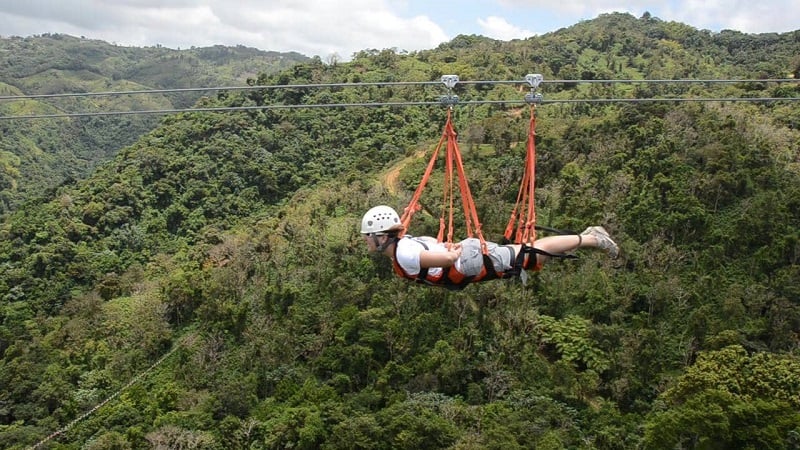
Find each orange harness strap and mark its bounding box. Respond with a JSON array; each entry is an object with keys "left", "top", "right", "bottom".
[
  {"left": 401, "top": 108, "right": 488, "bottom": 253},
  {"left": 504, "top": 105, "right": 538, "bottom": 245}
]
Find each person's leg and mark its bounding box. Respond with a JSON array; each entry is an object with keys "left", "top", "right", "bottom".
[
  {"left": 509, "top": 227, "right": 619, "bottom": 268},
  {"left": 533, "top": 235, "right": 591, "bottom": 265},
  {"left": 456, "top": 238, "right": 485, "bottom": 276}
]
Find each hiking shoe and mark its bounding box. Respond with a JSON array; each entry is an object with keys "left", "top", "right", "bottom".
[{"left": 581, "top": 226, "right": 619, "bottom": 259}]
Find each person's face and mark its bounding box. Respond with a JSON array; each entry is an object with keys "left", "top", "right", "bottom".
[{"left": 363, "top": 233, "right": 383, "bottom": 252}]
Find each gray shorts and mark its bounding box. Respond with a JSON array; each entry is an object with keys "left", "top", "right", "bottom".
[{"left": 457, "top": 238, "right": 516, "bottom": 277}]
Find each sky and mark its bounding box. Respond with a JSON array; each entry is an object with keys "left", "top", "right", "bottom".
[{"left": 0, "top": 0, "right": 797, "bottom": 61}]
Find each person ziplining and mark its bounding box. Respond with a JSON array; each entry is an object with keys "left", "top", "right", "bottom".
[
  {"left": 360, "top": 205, "right": 617, "bottom": 289},
  {"left": 360, "top": 75, "right": 619, "bottom": 290}
]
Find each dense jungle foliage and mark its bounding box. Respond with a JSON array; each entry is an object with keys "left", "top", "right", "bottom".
[
  {"left": 1, "top": 12, "right": 800, "bottom": 449},
  {"left": 0, "top": 33, "right": 308, "bottom": 213}
]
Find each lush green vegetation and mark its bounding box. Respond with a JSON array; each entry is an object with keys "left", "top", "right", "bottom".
[
  {"left": 0, "top": 33, "right": 309, "bottom": 214},
  {"left": 1, "top": 12, "right": 799, "bottom": 449}
]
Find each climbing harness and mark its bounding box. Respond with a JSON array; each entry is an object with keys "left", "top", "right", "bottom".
[
  {"left": 501, "top": 74, "right": 577, "bottom": 283},
  {"left": 400, "top": 75, "right": 486, "bottom": 251},
  {"left": 391, "top": 235, "right": 518, "bottom": 290},
  {"left": 397, "top": 74, "right": 570, "bottom": 288},
  {"left": 504, "top": 74, "right": 543, "bottom": 246}
]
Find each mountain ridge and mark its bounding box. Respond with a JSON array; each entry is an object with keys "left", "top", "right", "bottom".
[{"left": 0, "top": 32, "right": 310, "bottom": 213}]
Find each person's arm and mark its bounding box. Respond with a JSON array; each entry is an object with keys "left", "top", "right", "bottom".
[{"left": 418, "top": 243, "right": 462, "bottom": 268}]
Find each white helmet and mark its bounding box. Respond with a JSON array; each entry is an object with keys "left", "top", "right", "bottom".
[{"left": 360, "top": 205, "right": 402, "bottom": 234}]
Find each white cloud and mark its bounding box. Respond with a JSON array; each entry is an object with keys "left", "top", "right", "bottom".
[
  {"left": 495, "top": 0, "right": 799, "bottom": 33},
  {"left": 495, "top": 0, "right": 643, "bottom": 16},
  {"left": 477, "top": 16, "right": 534, "bottom": 40},
  {"left": 0, "top": 0, "right": 796, "bottom": 64},
  {"left": 665, "top": 0, "right": 799, "bottom": 33},
  {"left": 0, "top": 0, "right": 449, "bottom": 60}
]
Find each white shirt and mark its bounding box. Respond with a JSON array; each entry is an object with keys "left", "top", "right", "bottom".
[{"left": 394, "top": 236, "right": 446, "bottom": 277}]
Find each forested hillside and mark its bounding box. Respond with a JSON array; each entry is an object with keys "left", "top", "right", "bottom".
[
  {"left": 0, "top": 33, "right": 309, "bottom": 214},
  {"left": 1, "top": 12, "right": 799, "bottom": 449}
]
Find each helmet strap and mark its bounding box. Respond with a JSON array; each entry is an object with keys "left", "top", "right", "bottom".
[{"left": 375, "top": 234, "right": 398, "bottom": 253}]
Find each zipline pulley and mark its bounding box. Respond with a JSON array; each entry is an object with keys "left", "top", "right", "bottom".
[
  {"left": 439, "top": 74, "right": 460, "bottom": 106},
  {"left": 524, "top": 73, "right": 544, "bottom": 104}
]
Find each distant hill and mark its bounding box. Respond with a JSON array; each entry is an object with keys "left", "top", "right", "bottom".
[{"left": 0, "top": 33, "right": 309, "bottom": 213}]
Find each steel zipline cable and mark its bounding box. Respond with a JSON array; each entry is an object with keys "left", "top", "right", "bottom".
[
  {"left": 0, "top": 78, "right": 796, "bottom": 101},
  {"left": 1, "top": 97, "right": 799, "bottom": 121},
  {"left": 0, "top": 77, "right": 798, "bottom": 120}
]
